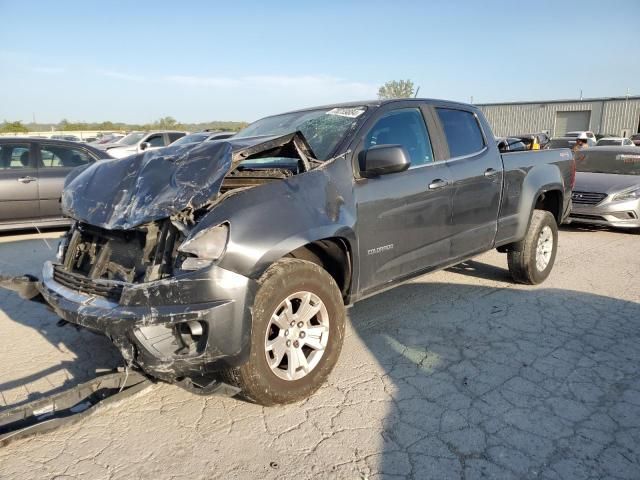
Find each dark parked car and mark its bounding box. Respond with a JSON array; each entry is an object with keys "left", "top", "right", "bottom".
[
  {"left": 629, "top": 133, "right": 640, "bottom": 147},
  {"left": 17, "top": 99, "right": 574, "bottom": 405},
  {"left": 0, "top": 138, "right": 112, "bottom": 231}
]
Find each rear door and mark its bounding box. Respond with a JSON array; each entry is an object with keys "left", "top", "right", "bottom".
[
  {"left": 0, "top": 142, "right": 40, "bottom": 223},
  {"left": 434, "top": 107, "right": 503, "bottom": 259},
  {"left": 37, "top": 143, "right": 95, "bottom": 218},
  {"left": 354, "top": 105, "right": 454, "bottom": 293}
]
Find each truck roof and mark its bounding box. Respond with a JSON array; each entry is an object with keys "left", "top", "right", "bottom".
[{"left": 281, "top": 98, "right": 476, "bottom": 115}]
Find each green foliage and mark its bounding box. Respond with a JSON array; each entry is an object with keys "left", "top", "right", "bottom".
[
  {"left": 22, "top": 118, "right": 249, "bottom": 133},
  {"left": 0, "top": 120, "right": 29, "bottom": 133},
  {"left": 377, "top": 80, "right": 415, "bottom": 99}
]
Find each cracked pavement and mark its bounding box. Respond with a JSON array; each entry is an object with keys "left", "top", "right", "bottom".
[{"left": 0, "top": 225, "right": 639, "bottom": 479}]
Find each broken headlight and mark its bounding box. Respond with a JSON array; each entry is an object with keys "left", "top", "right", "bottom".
[{"left": 177, "top": 223, "right": 229, "bottom": 270}]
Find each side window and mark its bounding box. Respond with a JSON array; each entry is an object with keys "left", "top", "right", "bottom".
[
  {"left": 146, "top": 134, "right": 165, "bottom": 147},
  {"left": 364, "top": 108, "right": 434, "bottom": 167},
  {"left": 168, "top": 132, "right": 185, "bottom": 143},
  {"left": 0, "top": 144, "right": 31, "bottom": 169},
  {"left": 436, "top": 108, "right": 486, "bottom": 158},
  {"left": 40, "top": 145, "right": 92, "bottom": 168}
]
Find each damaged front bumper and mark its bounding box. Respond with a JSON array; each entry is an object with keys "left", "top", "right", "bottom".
[{"left": 38, "top": 261, "right": 257, "bottom": 383}]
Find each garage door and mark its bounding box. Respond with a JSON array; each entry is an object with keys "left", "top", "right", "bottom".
[{"left": 554, "top": 111, "right": 591, "bottom": 136}]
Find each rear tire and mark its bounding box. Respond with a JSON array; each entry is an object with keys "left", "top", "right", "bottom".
[
  {"left": 219, "top": 258, "right": 345, "bottom": 405},
  {"left": 507, "top": 209, "right": 558, "bottom": 285}
]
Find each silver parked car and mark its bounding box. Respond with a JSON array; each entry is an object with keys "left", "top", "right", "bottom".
[{"left": 570, "top": 146, "right": 640, "bottom": 229}]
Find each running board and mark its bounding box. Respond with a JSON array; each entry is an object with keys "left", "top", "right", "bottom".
[{"left": 0, "top": 369, "right": 151, "bottom": 447}]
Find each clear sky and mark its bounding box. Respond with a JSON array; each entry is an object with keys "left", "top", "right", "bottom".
[{"left": 1, "top": 0, "right": 638, "bottom": 124}]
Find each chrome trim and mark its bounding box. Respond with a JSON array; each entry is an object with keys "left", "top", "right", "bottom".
[
  {"left": 42, "top": 261, "right": 120, "bottom": 309},
  {"left": 405, "top": 146, "right": 490, "bottom": 171}
]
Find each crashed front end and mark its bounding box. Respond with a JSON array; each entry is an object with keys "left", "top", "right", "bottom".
[
  {"left": 40, "top": 221, "right": 256, "bottom": 383},
  {"left": 36, "top": 133, "right": 314, "bottom": 384}
]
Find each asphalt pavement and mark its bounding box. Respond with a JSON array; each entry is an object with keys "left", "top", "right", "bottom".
[{"left": 0, "top": 225, "right": 638, "bottom": 479}]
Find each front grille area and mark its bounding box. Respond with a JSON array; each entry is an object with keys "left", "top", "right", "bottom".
[
  {"left": 53, "top": 265, "right": 124, "bottom": 301},
  {"left": 54, "top": 220, "right": 183, "bottom": 300},
  {"left": 571, "top": 191, "right": 607, "bottom": 206}
]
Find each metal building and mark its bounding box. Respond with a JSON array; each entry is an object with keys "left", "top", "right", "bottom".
[{"left": 476, "top": 96, "right": 640, "bottom": 138}]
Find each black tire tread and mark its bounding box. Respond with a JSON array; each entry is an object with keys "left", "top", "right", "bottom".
[
  {"left": 507, "top": 209, "right": 557, "bottom": 285},
  {"left": 218, "top": 258, "right": 345, "bottom": 405}
]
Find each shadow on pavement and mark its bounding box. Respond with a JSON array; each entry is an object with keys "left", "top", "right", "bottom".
[
  {"left": 348, "top": 276, "right": 640, "bottom": 478},
  {"left": 0, "top": 235, "right": 122, "bottom": 410},
  {"left": 445, "top": 259, "right": 512, "bottom": 283}
]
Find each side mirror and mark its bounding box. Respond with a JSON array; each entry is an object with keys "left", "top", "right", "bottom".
[
  {"left": 139, "top": 142, "right": 150, "bottom": 151},
  {"left": 359, "top": 144, "right": 411, "bottom": 178}
]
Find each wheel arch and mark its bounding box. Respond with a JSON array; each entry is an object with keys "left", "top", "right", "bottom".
[{"left": 250, "top": 226, "right": 357, "bottom": 304}]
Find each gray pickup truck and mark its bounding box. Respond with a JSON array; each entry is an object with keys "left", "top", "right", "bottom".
[{"left": 10, "top": 99, "right": 574, "bottom": 405}]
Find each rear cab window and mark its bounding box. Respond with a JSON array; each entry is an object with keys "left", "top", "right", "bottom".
[
  {"left": 168, "top": 132, "right": 186, "bottom": 143},
  {"left": 435, "top": 108, "right": 486, "bottom": 158}
]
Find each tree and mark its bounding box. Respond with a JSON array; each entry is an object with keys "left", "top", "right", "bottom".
[
  {"left": 0, "top": 120, "right": 28, "bottom": 133},
  {"left": 377, "top": 80, "right": 415, "bottom": 99},
  {"left": 156, "top": 116, "right": 179, "bottom": 129}
]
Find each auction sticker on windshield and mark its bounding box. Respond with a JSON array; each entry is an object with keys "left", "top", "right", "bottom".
[{"left": 326, "top": 107, "right": 366, "bottom": 118}]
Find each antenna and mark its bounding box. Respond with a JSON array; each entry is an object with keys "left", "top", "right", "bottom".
[{"left": 414, "top": 86, "right": 420, "bottom": 98}]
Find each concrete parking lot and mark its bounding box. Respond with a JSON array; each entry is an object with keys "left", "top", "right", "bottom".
[{"left": 0, "top": 226, "right": 639, "bottom": 479}]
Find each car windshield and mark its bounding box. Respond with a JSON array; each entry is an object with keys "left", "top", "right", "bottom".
[
  {"left": 119, "top": 132, "right": 145, "bottom": 146},
  {"left": 235, "top": 106, "right": 367, "bottom": 160},
  {"left": 171, "top": 133, "right": 209, "bottom": 146},
  {"left": 597, "top": 139, "right": 620, "bottom": 146},
  {"left": 564, "top": 133, "right": 579, "bottom": 138},
  {"left": 550, "top": 138, "right": 573, "bottom": 149},
  {"left": 576, "top": 150, "right": 640, "bottom": 175}
]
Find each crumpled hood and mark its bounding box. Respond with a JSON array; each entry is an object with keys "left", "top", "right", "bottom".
[
  {"left": 574, "top": 172, "right": 640, "bottom": 194},
  {"left": 62, "top": 132, "right": 314, "bottom": 230}
]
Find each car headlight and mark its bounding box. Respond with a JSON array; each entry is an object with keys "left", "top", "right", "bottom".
[
  {"left": 177, "top": 223, "right": 229, "bottom": 270},
  {"left": 612, "top": 187, "right": 640, "bottom": 201}
]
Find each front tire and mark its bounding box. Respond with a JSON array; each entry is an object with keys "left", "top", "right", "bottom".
[
  {"left": 507, "top": 209, "right": 558, "bottom": 285},
  {"left": 220, "top": 258, "right": 345, "bottom": 405}
]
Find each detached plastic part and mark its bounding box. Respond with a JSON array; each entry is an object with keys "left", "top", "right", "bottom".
[
  {"left": 0, "top": 369, "right": 151, "bottom": 447},
  {"left": 0, "top": 274, "right": 44, "bottom": 302},
  {"left": 175, "top": 375, "right": 241, "bottom": 396}
]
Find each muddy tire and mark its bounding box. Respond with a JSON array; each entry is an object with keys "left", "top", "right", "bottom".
[
  {"left": 220, "top": 258, "right": 345, "bottom": 405},
  {"left": 507, "top": 210, "right": 558, "bottom": 285}
]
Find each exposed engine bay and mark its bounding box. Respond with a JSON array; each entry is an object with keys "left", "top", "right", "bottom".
[{"left": 56, "top": 132, "right": 315, "bottom": 293}]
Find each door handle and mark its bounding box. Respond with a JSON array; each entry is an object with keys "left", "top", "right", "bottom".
[
  {"left": 17, "top": 176, "right": 37, "bottom": 184},
  {"left": 428, "top": 179, "right": 449, "bottom": 190},
  {"left": 484, "top": 168, "right": 499, "bottom": 177}
]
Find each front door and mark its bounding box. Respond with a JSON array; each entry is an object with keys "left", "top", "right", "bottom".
[
  {"left": 354, "top": 107, "right": 453, "bottom": 294},
  {"left": 0, "top": 142, "right": 39, "bottom": 224}
]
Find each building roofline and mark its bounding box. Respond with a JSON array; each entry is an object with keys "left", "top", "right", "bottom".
[{"left": 476, "top": 95, "right": 640, "bottom": 107}]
